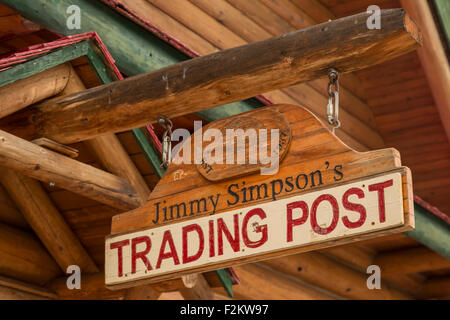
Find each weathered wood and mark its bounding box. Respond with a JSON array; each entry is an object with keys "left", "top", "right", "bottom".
[
  {"left": 124, "top": 285, "right": 161, "bottom": 300},
  {"left": 178, "top": 274, "right": 214, "bottom": 300},
  {"left": 373, "top": 247, "right": 450, "bottom": 275},
  {"left": 49, "top": 272, "right": 126, "bottom": 300},
  {"left": 63, "top": 67, "right": 151, "bottom": 204},
  {"left": 32, "top": 138, "right": 79, "bottom": 158},
  {"left": 0, "top": 184, "right": 28, "bottom": 229},
  {"left": 195, "top": 108, "right": 292, "bottom": 181},
  {"left": 105, "top": 104, "right": 414, "bottom": 289},
  {"left": 0, "top": 63, "right": 71, "bottom": 119},
  {"left": 0, "top": 129, "right": 141, "bottom": 210},
  {"left": 0, "top": 285, "right": 50, "bottom": 300},
  {"left": 0, "top": 275, "right": 57, "bottom": 299},
  {"left": 262, "top": 253, "right": 411, "bottom": 299},
  {"left": 0, "top": 169, "right": 99, "bottom": 273},
  {"left": 0, "top": 9, "right": 421, "bottom": 144},
  {"left": 215, "top": 263, "right": 334, "bottom": 300},
  {"left": 0, "top": 222, "right": 61, "bottom": 286},
  {"left": 48, "top": 271, "right": 227, "bottom": 299},
  {"left": 110, "top": 105, "right": 413, "bottom": 234},
  {"left": 321, "top": 244, "right": 425, "bottom": 294},
  {"left": 418, "top": 276, "right": 450, "bottom": 299},
  {"left": 86, "top": 134, "right": 151, "bottom": 205}
]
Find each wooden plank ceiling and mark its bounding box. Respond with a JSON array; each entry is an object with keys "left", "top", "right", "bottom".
[{"left": 0, "top": 1, "right": 449, "bottom": 300}]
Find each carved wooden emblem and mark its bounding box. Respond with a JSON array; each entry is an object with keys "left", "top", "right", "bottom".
[
  {"left": 105, "top": 104, "right": 414, "bottom": 289},
  {"left": 194, "top": 108, "right": 291, "bottom": 181}
]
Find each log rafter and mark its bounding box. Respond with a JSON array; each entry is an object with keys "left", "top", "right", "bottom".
[{"left": 0, "top": 9, "right": 421, "bottom": 145}]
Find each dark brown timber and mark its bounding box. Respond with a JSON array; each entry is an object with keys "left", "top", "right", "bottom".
[{"left": 0, "top": 9, "right": 421, "bottom": 144}]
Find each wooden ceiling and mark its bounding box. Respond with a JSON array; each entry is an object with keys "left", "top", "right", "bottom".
[{"left": 0, "top": 1, "right": 449, "bottom": 300}]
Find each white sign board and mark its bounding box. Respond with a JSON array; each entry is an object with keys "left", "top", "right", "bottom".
[{"left": 105, "top": 172, "right": 405, "bottom": 287}]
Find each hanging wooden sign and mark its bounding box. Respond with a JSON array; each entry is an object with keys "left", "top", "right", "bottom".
[{"left": 105, "top": 104, "right": 414, "bottom": 289}]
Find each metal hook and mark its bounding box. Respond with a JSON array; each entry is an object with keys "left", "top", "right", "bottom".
[
  {"left": 326, "top": 69, "right": 340, "bottom": 133},
  {"left": 157, "top": 115, "right": 173, "bottom": 168}
]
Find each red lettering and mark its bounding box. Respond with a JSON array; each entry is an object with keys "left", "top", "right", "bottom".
[
  {"left": 311, "top": 194, "right": 339, "bottom": 235},
  {"left": 368, "top": 179, "right": 393, "bottom": 223},
  {"left": 217, "top": 214, "right": 240, "bottom": 255},
  {"left": 286, "top": 201, "right": 308, "bottom": 242},
  {"left": 156, "top": 230, "right": 180, "bottom": 269},
  {"left": 110, "top": 239, "right": 130, "bottom": 277},
  {"left": 342, "top": 188, "right": 366, "bottom": 229},
  {"left": 131, "top": 236, "right": 152, "bottom": 274},
  {"left": 242, "top": 208, "right": 268, "bottom": 248},
  {"left": 182, "top": 224, "right": 204, "bottom": 264},
  {"left": 209, "top": 220, "right": 215, "bottom": 257}
]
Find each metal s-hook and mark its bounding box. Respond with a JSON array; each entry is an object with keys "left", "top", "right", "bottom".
[
  {"left": 158, "top": 115, "right": 173, "bottom": 168},
  {"left": 326, "top": 69, "right": 340, "bottom": 133}
]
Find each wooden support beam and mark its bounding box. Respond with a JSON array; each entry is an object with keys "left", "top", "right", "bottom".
[
  {"left": 262, "top": 253, "right": 411, "bottom": 299},
  {"left": 86, "top": 135, "right": 151, "bottom": 205},
  {"left": 0, "top": 129, "right": 141, "bottom": 210},
  {"left": 0, "top": 222, "right": 61, "bottom": 286},
  {"left": 0, "top": 9, "right": 421, "bottom": 144},
  {"left": 0, "top": 184, "right": 28, "bottom": 229},
  {"left": 0, "top": 169, "right": 99, "bottom": 273},
  {"left": 400, "top": 0, "right": 450, "bottom": 145},
  {"left": 49, "top": 271, "right": 223, "bottom": 299},
  {"left": 136, "top": 0, "right": 381, "bottom": 151},
  {"left": 214, "top": 263, "right": 335, "bottom": 300},
  {"left": 0, "top": 63, "right": 71, "bottom": 119},
  {"left": 373, "top": 247, "right": 450, "bottom": 275},
  {"left": 418, "top": 276, "right": 450, "bottom": 299},
  {"left": 178, "top": 274, "right": 214, "bottom": 300},
  {"left": 0, "top": 275, "right": 57, "bottom": 299},
  {"left": 60, "top": 69, "right": 151, "bottom": 204},
  {"left": 0, "top": 285, "right": 50, "bottom": 300},
  {"left": 124, "top": 285, "right": 161, "bottom": 300},
  {"left": 322, "top": 244, "right": 425, "bottom": 294},
  {"left": 49, "top": 272, "right": 126, "bottom": 300}
]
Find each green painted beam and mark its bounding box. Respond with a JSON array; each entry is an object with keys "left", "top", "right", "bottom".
[
  {"left": 0, "top": 41, "right": 89, "bottom": 86},
  {"left": 433, "top": 0, "right": 450, "bottom": 51},
  {"left": 131, "top": 128, "right": 165, "bottom": 179},
  {"left": 406, "top": 203, "right": 450, "bottom": 260},
  {"left": 215, "top": 269, "right": 234, "bottom": 298}
]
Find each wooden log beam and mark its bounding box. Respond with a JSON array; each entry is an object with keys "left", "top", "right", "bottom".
[
  {"left": 60, "top": 69, "right": 151, "bottom": 204},
  {"left": 322, "top": 244, "right": 425, "bottom": 294},
  {"left": 0, "top": 275, "right": 57, "bottom": 299},
  {"left": 0, "top": 285, "right": 50, "bottom": 300},
  {"left": 418, "top": 276, "right": 450, "bottom": 299},
  {"left": 49, "top": 271, "right": 225, "bottom": 299},
  {"left": 214, "top": 263, "right": 335, "bottom": 300},
  {"left": 0, "top": 63, "right": 71, "bottom": 119},
  {"left": 0, "top": 169, "right": 99, "bottom": 273},
  {"left": 0, "top": 222, "right": 61, "bottom": 286},
  {"left": 0, "top": 184, "right": 28, "bottom": 229},
  {"left": 262, "top": 252, "right": 411, "bottom": 299},
  {"left": 0, "top": 129, "right": 141, "bottom": 210},
  {"left": 373, "top": 247, "right": 450, "bottom": 275},
  {"left": 124, "top": 285, "right": 161, "bottom": 300},
  {"left": 178, "top": 274, "right": 214, "bottom": 300},
  {"left": 0, "top": 9, "right": 421, "bottom": 144}
]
